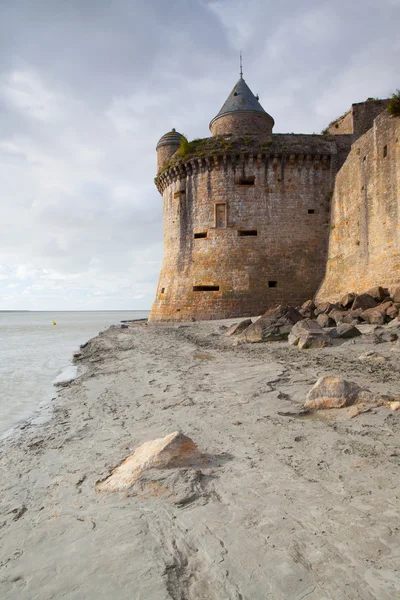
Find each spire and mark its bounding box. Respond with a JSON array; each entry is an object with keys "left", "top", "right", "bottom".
[{"left": 209, "top": 74, "right": 274, "bottom": 136}]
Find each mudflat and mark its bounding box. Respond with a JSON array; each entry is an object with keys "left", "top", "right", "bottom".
[{"left": 0, "top": 320, "right": 399, "bottom": 600}]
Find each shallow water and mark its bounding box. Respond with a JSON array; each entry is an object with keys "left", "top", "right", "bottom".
[{"left": 0, "top": 310, "right": 149, "bottom": 436}]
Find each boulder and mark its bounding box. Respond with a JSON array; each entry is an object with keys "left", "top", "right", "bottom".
[
  {"left": 298, "top": 332, "right": 331, "bottom": 349},
  {"left": 386, "top": 304, "right": 399, "bottom": 320},
  {"left": 352, "top": 293, "right": 378, "bottom": 311},
  {"left": 392, "top": 287, "right": 400, "bottom": 303},
  {"left": 304, "top": 376, "right": 369, "bottom": 409},
  {"left": 329, "top": 309, "right": 349, "bottom": 325},
  {"left": 226, "top": 319, "right": 253, "bottom": 336},
  {"left": 238, "top": 305, "right": 302, "bottom": 343},
  {"left": 96, "top": 431, "right": 200, "bottom": 492},
  {"left": 314, "top": 302, "right": 337, "bottom": 316},
  {"left": 289, "top": 319, "right": 331, "bottom": 348},
  {"left": 366, "top": 286, "right": 389, "bottom": 301},
  {"left": 331, "top": 323, "right": 362, "bottom": 339},
  {"left": 298, "top": 299, "right": 315, "bottom": 318},
  {"left": 316, "top": 313, "right": 335, "bottom": 328},
  {"left": 340, "top": 293, "right": 356, "bottom": 308},
  {"left": 342, "top": 309, "right": 363, "bottom": 324},
  {"left": 360, "top": 307, "right": 387, "bottom": 325},
  {"left": 288, "top": 318, "right": 324, "bottom": 345}
]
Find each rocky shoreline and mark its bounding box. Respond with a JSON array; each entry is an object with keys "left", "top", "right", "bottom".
[{"left": 0, "top": 317, "right": 399, "bottom": 599}]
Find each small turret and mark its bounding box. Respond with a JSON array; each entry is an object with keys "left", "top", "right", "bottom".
[
  {"left": 209, "top": 77, "right": 274, "bottom": 137},
  {"left": 156, "top": 128, "right": 183, "bottom": 172}
]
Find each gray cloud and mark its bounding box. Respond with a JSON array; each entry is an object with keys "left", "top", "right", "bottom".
[{"left": 0, "top": 0, "right": 399, "bottom": 309}]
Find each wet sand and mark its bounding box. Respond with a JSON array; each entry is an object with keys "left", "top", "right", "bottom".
[{"left": 0, "top": 320, "right": 399, "bottom": 599}]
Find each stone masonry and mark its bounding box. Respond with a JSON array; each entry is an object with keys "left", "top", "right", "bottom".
[{"left": 149, "top": 74, "right": 399, "bottom": 322}]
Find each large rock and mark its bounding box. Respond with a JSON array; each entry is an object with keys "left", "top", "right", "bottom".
[
  {"left": 238, "top": 305, "right": 302, "bottom": 343},
  {"left": 316, "top": 313, "right": 335, "bottom": 328},
  {"left": 361, "top": 306, "right": 387, "bottom": 325},
  {"left": 288, "top": 319, "right": 331, "bottom": 348},
  {"left": 305, "top": 376, "right": 368, "bottom": 409},
  {"left": 96, "top": 431, "right": 200, "bottom": 492},
  {"left": 314, "top": 302, "right": 337, "bottom": 316},
  {"left": 298, "top": 299, "right": 315, "bottom": 318},
  {"left": 386, "top": 304, "right": 399, "bottom": 320},
  {"left": 366, "top": 286, "right": 389, "bottom": 301},
  {"left": 298, "top": 332, "right": 331, "bottom": 349},
  {"left": 340, "top": 293, "right": 356, "bottom": 308},
  {"left": 226, "top": 319, "right": 252, "bottom": 336},
  {"left": 289, "top": 319, "right": 322, "bottom": 343},
  {"left": 342, "top": 309, "right": 363, "bottom": 324},
  {"left": 352, "top": 293, "right": 378, "bottom": 311},
  {"left": 331, "top": 323, "right": 362, "bottom": 339},
  {"left": 392, "top": 287, "right": 400, "bottom": 303},
  {"left": 329, "top": 309, "right": 349, "bottom": 325}
]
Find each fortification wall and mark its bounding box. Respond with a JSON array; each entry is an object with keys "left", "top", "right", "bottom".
[
  {"left": 316, "top": 112, "right": 400, "bottom": 302},
  {"left": 210, "top": 112, "right": 273, "bottom": 136},
  {"left": 150, "top": 136, "right": 335, "bottom": 321}
]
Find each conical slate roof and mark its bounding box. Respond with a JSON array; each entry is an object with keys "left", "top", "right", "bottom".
[{"left": 210, "top": 77, "right": 273, "bottom": 128}]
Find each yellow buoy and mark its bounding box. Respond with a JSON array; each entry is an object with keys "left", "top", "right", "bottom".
[{"left": 52, "top": 321, "right": 57, "bottom": 325}]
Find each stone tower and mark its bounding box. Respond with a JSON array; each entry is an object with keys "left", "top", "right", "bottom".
[{"left": 149, "top": 75, "right": 345, "bottom": 322}]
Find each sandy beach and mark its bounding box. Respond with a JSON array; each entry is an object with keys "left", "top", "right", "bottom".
[{"left": 1, "top": 319, "right": 399, "bottom": 600}]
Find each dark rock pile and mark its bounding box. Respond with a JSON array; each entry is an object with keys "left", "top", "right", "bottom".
[{"left": 228, "top": 286, "right": 400, "bottom": 348}]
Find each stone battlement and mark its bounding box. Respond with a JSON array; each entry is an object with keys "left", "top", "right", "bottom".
[{"left": 149, "top": 74, "right": 398, "bottom": 322}]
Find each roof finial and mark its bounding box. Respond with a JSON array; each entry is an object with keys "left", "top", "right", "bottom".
[{"left": 240, "top": 51, "right": 243, "bottom": 79}]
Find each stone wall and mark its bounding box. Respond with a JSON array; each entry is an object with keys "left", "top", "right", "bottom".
[
  {"left": 328, "top": 99, "right": 389, "bottom": 139},
  {"left": 316, "top": 112, "right": 400, "bottom": 302},
  {"left": 150, "top": 139, "right": 335, "bottom": 322},
  {"left": 210, "top": 111, "right": 274, "bottom": 137}
]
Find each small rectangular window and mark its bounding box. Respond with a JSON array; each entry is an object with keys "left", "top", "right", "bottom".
[
  {"left": 383, "top": 145, "right": 388, "bottom": 158},
  {"left": 308, "top": 209, "right": 315, "bottom": 214},
  {"left": 268, "top": 281, "right": 277, "bottom": 288},
  {"left": 193, "top": 285, "right": 219, "bottom": 292},
  {"left": 194, "top": 232, "right": 207, "bottom": 239},
  {"left": 161, "top": 287, "right": 165, "bottom": 293},
  {"left": 237, "top": 176, "right": 255, "bottom": 186},
  {"left": 215, "top": 203, "right": 227, "bottom": 228},
  {"left": 238, "top": 230, "right": 258, "bottom": 236}
]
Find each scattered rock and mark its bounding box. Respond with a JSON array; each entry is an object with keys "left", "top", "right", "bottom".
[
  {"left": 329, "top": 309, "right": 349, "bottom": 325},
  {"left": 342, "top": 309, "right": 363, "bottom": 324},
  {"left": 314, "top": 302, "right": 337, "bottom": 316},
  {"left": 238, "top": 305, "right": 302, "bottom": 343},
  {"left": 96, "top": 431, "right": 201, "bottom": 492},
  {"left": 390, "top": 402, "right": 400, "bottom": 412},
  {"left": 352, "top": 293, "right": 378, "bottom": 311},
  {"left": 298, "top": 299, "right": 315, "bottom": 318},
  {"left": 360, "top": 306, "right": 387, "bottom": 325},
  {"left": 392, "top": 287, "right": 400, "bottom": 303},
  {"left": 366, "top": 286, "right": 389, "bottom": 301},
  {"left": 298, "top": 333, "right": 331, "bottom": 349},
  {"left": 331, "top": 323, "right": 362, "bottom": 339},
  {"left": 340, "top": 292, "right": 356, "bottom": 308},
  {"left": 288, "top": 319, "right": 323, "bottom": 345},
  {"left": 316, "top": 313, "right": 334, "bottom": 328},
  {"left": 304, "top": 376, "right": 370, "bottom": 410},
  {"left": 386, "top": 305, "right": 399, "bottom": 320},
  {"left": 226, "top": 319, "right": 252, "bottom": 337}
]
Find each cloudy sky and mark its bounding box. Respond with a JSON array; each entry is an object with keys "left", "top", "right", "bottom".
[{"left": 0, "top": 0, "right": 399, "bottom": 310}]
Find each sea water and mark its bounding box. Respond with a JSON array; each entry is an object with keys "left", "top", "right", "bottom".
[{"left": 0, "top": 311, "right": 149, "bottom": 437}]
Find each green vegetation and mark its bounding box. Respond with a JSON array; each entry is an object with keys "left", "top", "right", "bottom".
[
  {"left": 178, "top": 136, "right": 203, "bottom": 158},
  {"left": 388, "top": 90, "right": 400, "bottom": 117}
]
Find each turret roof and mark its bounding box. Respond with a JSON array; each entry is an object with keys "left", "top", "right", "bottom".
[{"left": 210, "top": 77, "right": 269, "bottom": 126}]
